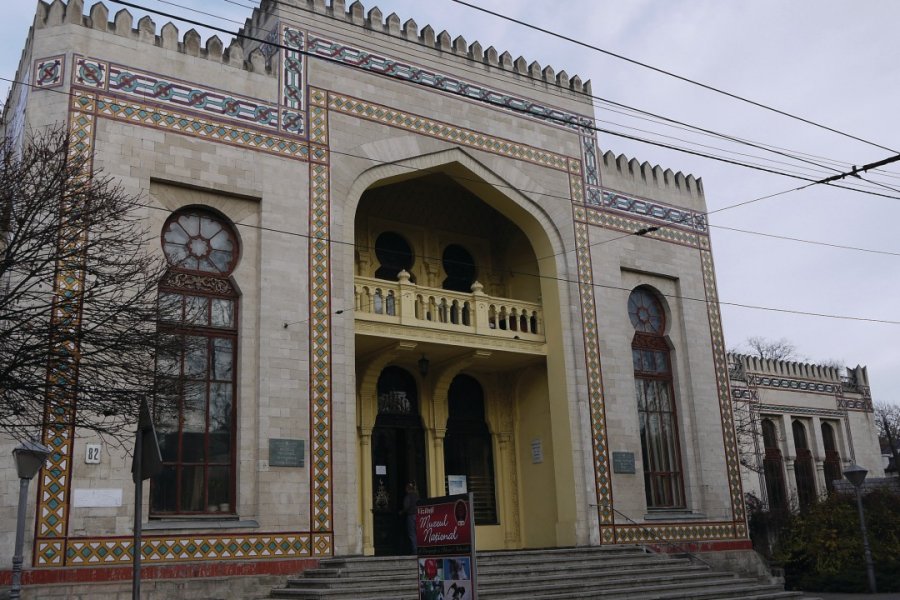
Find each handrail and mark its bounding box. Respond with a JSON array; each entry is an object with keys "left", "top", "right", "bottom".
[{"left": 590, "top": 502, "right": 713, "bottom": 568}]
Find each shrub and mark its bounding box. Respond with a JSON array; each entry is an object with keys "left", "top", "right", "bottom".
[{"left": 773, "top": 489, "right": 900, "bottom": 592}]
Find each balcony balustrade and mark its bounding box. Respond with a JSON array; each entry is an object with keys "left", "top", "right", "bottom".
[{"left": 354, "top": 270, "right": 544, "bottom": 343}]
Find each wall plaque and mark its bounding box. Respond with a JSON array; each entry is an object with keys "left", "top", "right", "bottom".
[
  {"left": 612, "top": 451, "right": 636, "bottom": 474},
  {"left": 269, "top": 438, "right": 305, "bottom": 467}
]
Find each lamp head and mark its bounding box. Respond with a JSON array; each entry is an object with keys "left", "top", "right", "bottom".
[
  {"left": 13, "top": 439, "right": 51, "bottom": 480},
  {"left": 843, "top": 463, "right": 868, "bottom": 489},
  {"left": 418, "top": 354, "right": 429, "bottom": 377}
]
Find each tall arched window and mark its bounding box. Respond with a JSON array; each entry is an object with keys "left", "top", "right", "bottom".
[
  {"left": 152, "top": 209, "right": 239, "bottom": 516},
  {"left": 628, "top": 287, "right": 685, "bottom": 509},
  {"left": 761, "top": 419, "right": 788, "bottom": 514},
  {"left": 821, "top": 422, "right": 842, "bottom": 494},
  {"left": 792, "top": 420, "right": 816, "bottom": 509},
  {"left": 444, "top": 374, "right": 497, "bottom": 524}
]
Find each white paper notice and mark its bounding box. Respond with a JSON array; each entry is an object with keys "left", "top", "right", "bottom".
[{"left": 72, "top": 488, "right": 123, "bottom": 508}]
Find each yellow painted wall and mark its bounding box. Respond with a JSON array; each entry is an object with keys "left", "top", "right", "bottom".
[{"left": 515, "top": 367, "right": 558, "bottom": 547}]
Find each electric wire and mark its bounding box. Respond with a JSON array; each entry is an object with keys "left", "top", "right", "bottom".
[
  {"left": 125, "top": 0, "right": 900, "bottom": 199},
  {"left": 2, "top": 28, "right": 899, "bottom": 324},
  {"left": 92, "top": 0, "right": 900, "bottom": 207},
  {"left": 449, "top": 0, "right": 898, "bottom": 154},
  {"left": 2, "top": 71, "right": 899, "bottom": 263},
  {"left": 212, "top": 0, "right": 897, "bottom": 187}
]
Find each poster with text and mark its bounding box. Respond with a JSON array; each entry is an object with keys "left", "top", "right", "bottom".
[{"left": 416, "top": 494, "right": 477, "bottom": 600}]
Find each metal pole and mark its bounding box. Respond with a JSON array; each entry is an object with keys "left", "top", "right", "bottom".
[
  {"left": 132, "top": 428, "right": 143, "bottom": 600},
  {"left": 854, "top": 487, "right": 877, "bottom": 594},
  {"left": 9, "top": 477, "right": 30, "bottom": 600}
]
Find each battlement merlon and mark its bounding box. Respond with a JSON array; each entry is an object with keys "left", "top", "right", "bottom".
[
  {"left": 599, "top": 150, "right": 705, "bottom": 212},
  {"left": 240, "top": 0, "right": 591, "bottom": 97},
  {"left": 728, "top": 352, "right": 871, "bottom": 391}
]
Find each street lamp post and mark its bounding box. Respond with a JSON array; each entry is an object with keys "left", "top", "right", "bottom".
[
  {"left": 10, "top": 440, "right": 51, "bottom": 600},
  {"left": 843, "top": 463, "right": 877, "bottom": 594}
]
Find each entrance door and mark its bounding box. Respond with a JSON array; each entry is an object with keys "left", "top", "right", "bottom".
[
  {"left": 371, "top": 366, "right": 427, "bottom": 556},
  {"left": 372, "top": 416, "right": 426, "bottom": 555}
]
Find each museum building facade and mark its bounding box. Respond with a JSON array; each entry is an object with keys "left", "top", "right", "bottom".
[{"left": 0, "top": 0, "right": 885, "bottom": 595}]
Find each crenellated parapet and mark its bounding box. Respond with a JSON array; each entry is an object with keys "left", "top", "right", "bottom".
[
  {"left": 728, "top": 352, "right": 870, "bottom": 389},
  {"left": 239, "top": 0, "right": 591, "bottom": 95},
  {"left": 32, "top": 0, "right": 271, "bottom": 74},
  {"left": 599, "top": 150, "right": 704, "bottom": 210}
]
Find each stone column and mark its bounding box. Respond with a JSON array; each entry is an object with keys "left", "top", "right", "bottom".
[
  {"left": 431, "top": 428, "right": 446, "bottom": 497},
  {"left": 497, "top": 432, "right": 521, "bottom": 547},
  {"left": 359, "top": 427, "right": 374, "bottom": 555}
]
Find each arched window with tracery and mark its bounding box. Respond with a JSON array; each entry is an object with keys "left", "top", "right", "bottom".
[
  {"left": 761, "top": 419, "right": 788, "bottom": 513},
  {"left": 444, "top": 374, "right": 498, "bottom": 524},
  {"left": 628, "top": 287, "right": 685, "bottom": 509},
  {"left": 792, "top": 420, "right": 816, "bottom": 509},
  {"left": 821, "top": 422, "right": 842, "bottom": 494},
  {"left": 152, "top": 209, "right": 239, "bottom": 516}
]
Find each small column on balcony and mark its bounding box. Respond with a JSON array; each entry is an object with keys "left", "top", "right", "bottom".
[
  {"left": 471, "top": 280, "right": 490, "bottom": 335},
  {"left": 397, "top": 269, "right": 415, "bottom": 325}
]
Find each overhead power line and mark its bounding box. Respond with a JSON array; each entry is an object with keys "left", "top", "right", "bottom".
[
  {"left": 449, "top": 0, "right": 897, "bottom": 154},
  {"left": 3, "top": 71, "right": 898, "bottom": 264},
  {"left": 96, "top": 0, "right": 900, "bottom": 206}
]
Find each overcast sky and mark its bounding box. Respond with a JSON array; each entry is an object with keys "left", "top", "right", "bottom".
[{"left": 2, "top": 0, "right": 898, "bottom": 405}]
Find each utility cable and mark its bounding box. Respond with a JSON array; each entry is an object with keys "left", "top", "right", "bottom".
[
  {"left": 449, "top": 0, "right": 897, "bottom": 154},
  {"left": 213, "top": 0, "right": 888, "bottom": 185},
  {"left": 3, "top": 71, "right": 899, "bottom": 259}
]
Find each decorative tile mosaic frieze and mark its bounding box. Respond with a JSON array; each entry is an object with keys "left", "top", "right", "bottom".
[
  {"left": 34, "top": 55, "right": 64, "bottom": 88},
  {"left": 577, "top": 204, "right": 707, "bottom": 249},
  {"left": 280, "top": 25, "right": 305, "bottom": 135},
  {"left": 33, "top": 90, "right": 98, "bottom": 566},
  {"left": 837, "top": 397, "right": 873, "bottom": 412},
  {"left": 327, "top": 93, "right": 571, "bottom": 171},
  {"left": 611, "top": 521, "right": 742, "bottom": 544},
  {"left": 73, "top": 57, "right": 108, "bottom": 90},
  {"left": 730, "top": 386, "right": 758, "bottom": 401},
  {"left": 592, "top": 190, "right": 707, "bottom": 232},
  {"left": 699, "top": 249, "right": 746, "bottom": 526},
  {"left": 91, "top": 94, "right": 309, "bottom": 160},
  {"left": 309, "top": 160, "right": 333, "bottom": 534},
  {"left": 757, "top": 404, "right": 845, "bottom": 418},
  {"left": 106, "top": 65, "right": 280, "bottom": 131},
  {"left": 308, "top": 36, "right": 590, "bottom": 131},
  {"left": 572, "top": 217, "right": 613, "bottom": 537},
  {"left": 65, "top": 533, "right": 312, "bottom": 565},
  {"left": 747, "top": 374, "right": 839, "bottom": 395}
]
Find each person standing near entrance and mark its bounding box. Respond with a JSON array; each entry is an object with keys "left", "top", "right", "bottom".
[{"left": 401, "top": 482, "right": 419, "bottom": 554}]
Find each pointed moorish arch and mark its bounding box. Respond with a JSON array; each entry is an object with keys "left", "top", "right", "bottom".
[{"left": 343, "top": 147, "right": 584, "bottom": 554}]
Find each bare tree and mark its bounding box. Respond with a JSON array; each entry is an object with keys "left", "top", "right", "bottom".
[
  {"left": 744, "top": 336, "right": 800, "bottom": 362},
  {"left": 874, "top": 401, "right": 900, "bottom": 473},
  {"left": 0, "top": 126, "right": 175, "bottom": 443}
]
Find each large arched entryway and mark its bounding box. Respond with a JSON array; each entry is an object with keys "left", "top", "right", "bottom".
[{"left": 351, "top": 157, "right": 577, "bottom": 555}]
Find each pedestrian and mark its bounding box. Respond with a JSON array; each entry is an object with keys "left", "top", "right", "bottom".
[{"left": 401, "top": 481, "right": 419, "bottom": 554}]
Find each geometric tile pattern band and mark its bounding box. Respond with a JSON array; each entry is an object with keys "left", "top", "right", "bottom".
[
  {"left": 699, "top": 248, "right": 746, "bottom": 532},
  {"left": 64, "top": 533, "right": 313, "bottom": 565},
  {"left": 309, "top": 159, "right": 333, "bottom": 535},
  {"left": 34, "top": 89, "right": 98, "bottom": 563},
  {"left": 308, "top": 35, "right": 590, "bottom": 131},
  {"left": 327, "top": 92, "right": 571, "bottom": 172},
  {"left": 572, "top": 216, "right": 614, "bottom": 541}
]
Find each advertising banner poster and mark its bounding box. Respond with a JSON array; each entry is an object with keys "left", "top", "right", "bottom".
[{"left": 415, "top": 493, "right": 477, "bottom": 600}]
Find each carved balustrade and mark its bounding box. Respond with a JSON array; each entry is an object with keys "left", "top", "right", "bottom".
[{"left": 354, "top": 272, "right": 544, "bottom": 342}]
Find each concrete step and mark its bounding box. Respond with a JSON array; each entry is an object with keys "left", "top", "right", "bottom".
[{"left": 266, "top": 546, "right": 813, "bottom": 600}]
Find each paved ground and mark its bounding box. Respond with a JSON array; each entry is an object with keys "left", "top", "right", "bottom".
[{"left": 812, "top": 594, "right": 900, "bottom": 599}]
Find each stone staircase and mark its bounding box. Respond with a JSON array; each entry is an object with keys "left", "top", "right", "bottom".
[{"left": 268, "top": 546, "right": 816, "bottom": 599}]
